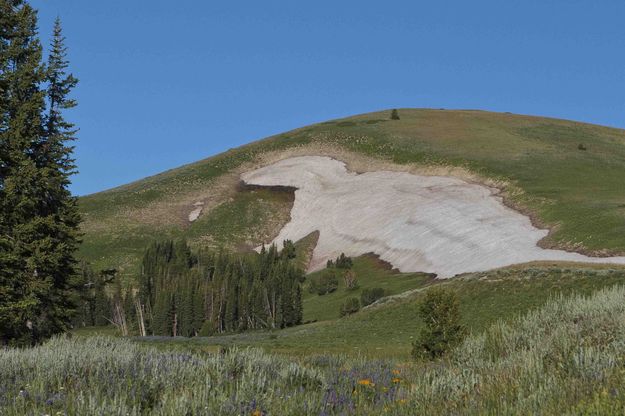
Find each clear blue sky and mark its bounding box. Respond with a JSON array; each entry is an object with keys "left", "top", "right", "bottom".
[{"left": 32, "top": 0, "right": 625, "bottom": 196}]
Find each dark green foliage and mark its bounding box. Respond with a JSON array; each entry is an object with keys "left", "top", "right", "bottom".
[
  {"left": 71, "top": 263, "right": 95, "bottom": 327},
  {"left": 335, "top": 253, "right": 353, "bottom": 269},
  {"left": 0, "top": 6, "right": 80, "bottom": 345},
  {"left": 282, "top": 239, "right": 296, "bottom": 259},
  {"left": 339, "top": 297, "right": 360, "bottom": 317},
  {"left": 69, "top": 263, "right": 116, "bottom": 328},
  {"left": 578, "top": 143, "right": 587, "bottom": 151},
  {"left": 390, "top": 109, "right": 400, "bottom": 120},
  {"left": 327, "top": 253, "right": 353, "bottom": 270},
  {"left": 412, "top": 287, "right": 467, "bottom": 360},
  {"left": 360, "top": 287, "right": 386, "bottom": 306},
  {"left": 92, "top": 283, "right": 111, "bottom": 327},
  {"left": 138, "top": 239, "right": 304, "bottom": 336},
  {"left": 309, "top": 270, "right": 339, "bottom": 296}
]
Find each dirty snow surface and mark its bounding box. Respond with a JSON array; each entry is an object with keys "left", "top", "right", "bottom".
[
  {"left": 241, "top": 156, "right": 625, "bottom": 278},
  {"left": 188, "top": 202, "right": 204, "bottom": 222}
]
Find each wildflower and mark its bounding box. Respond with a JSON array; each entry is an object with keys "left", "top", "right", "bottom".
[
  {"left": 251, "top": 410, "right": 262, "bottom": 416},
  {"left": 399, "top": 399, "right": 407, "bottom": 404},
  {"left": 392, "top": 369, "right": 401, "bottom": 375},
  {"left": 392, "top": 378, "right": 402, "bottom": 384},
  {"left": 357, "top": 379, "right": 374, "bottom": 386}
]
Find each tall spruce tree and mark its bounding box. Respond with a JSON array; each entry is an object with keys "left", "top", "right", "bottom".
[{"left": 0, "top": 3, "right": 80, "bottom": 345}]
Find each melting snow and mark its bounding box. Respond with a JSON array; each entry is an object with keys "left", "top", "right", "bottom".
[{"left": 241, "top": 156, "right": 625, "bottom": 278}]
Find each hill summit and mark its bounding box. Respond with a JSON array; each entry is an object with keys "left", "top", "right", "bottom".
[{"left": 78, "top": 109, "right": 625, "bottom": 276}]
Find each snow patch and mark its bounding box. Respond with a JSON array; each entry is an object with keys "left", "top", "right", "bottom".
[
  {"left": 188, "top": 201, "right": 204, "bottom": 222},
  {"left": 241, "top": 156, "right": 625, "bottom": 278}
]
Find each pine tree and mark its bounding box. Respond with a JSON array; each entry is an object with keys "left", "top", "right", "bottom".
[
  {"left": 136, "top": 239, "right": 305, "bottom": 336},
  {"left": 178, "top": 276, "right": 194, "bottom": 337},
  {"left": 72, "top": 262, "right": 96, "bottom": 327},
  {"left": 192, "top": 282, "right": 205, "bottom": 335},
  {"left": 282, "top": 239, "right": 296, "bottom": 259},
  {"left": 93, "top": 281, "right": 111, "bottom": 326},
  {"left": 411, "top": 288, "right": 467, "bottom": 360},
  {"left": 293, "top": 284, "right": 303, "bottom": 325},
  {"left": 0, "top": 3, "right": 80, "bottom": 345}
]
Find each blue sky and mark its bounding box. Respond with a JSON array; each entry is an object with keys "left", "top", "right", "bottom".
[{"left": 32, "top": 1, "right": 625, "bottom": 196}]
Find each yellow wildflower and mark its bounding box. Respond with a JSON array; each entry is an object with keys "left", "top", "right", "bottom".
[
  {"left": 251, "top": 410, "right": 262, "bottom": 416},
  {"left": 392, "top": 369, "right": 401, "bottom": 375},
  {"left": 392, "top": 377, "right": 402, "bottom": 384},
  {"left": 358, "top": 379, "right": 374, "bottom": 386}
]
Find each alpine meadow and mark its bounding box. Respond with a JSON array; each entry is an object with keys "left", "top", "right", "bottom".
[{"left": 4, "top": 1, "right": 625, "bottom": 415}]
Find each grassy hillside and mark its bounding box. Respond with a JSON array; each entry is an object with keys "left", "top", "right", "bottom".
[
  {"left": 79, "top": 109, "right": 625, "bottom": 276},
  {"left": 302, "top": 255, "right": 434, "bottom": 322},
  {"left": 116, "top": 260, "right": 625, "bottom": 357},
  {"left": 9, "top": 284, "right": 625, "bottom": 415}
]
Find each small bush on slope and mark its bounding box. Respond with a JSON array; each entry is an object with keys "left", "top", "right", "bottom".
[
  {"left": 5, "top": 286, "right": 625, "bottom": 414},
  {"left": 309, "top": 270, "right": 339, "bottom": 295},
  {"left": 412, "top": 287, "right": 467, "bottom": 360},
  {"left": 360, "top": 286, "right": 386, "bottom": 306},
  {"left": 339, "top": 297, "right": 361, "bottom": 317}
]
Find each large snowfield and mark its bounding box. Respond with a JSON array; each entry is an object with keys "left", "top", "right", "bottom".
[{"left": 242, "top": 156, "right": 625, "bottom": 278}]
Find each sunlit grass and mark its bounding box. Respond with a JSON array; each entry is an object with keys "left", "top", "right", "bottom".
[{"left": 6, "top": 284, "right": 625, "bottom": 414}]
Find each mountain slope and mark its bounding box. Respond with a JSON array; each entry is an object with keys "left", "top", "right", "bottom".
[{"left": 78, "top": 109, "right": 625, "bottom": 275}]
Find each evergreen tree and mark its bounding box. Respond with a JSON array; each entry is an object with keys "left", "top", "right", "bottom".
[
  {"left": 136, "top": 239, "right": 305, "bottom": 336},
  {"left": 292, "top": 284, "right": 303, "bottom": 325},
  {"left": 282, "top": 239, "right": 296, "bottom": 259},
  {"left": 93, "top": 280, "right": 111, "bottom": 326},
  {"left": 72, "top": 262, "right": 96, "bottom": 327},
  {"left": 0, "top": 3, "right": 80, "bottom": 345},
  {"left": 411, "top": 288, "right": 467, "bottom": 360},
  {"left": 390, "top": 109, "right": 400, "bottom": 120}
]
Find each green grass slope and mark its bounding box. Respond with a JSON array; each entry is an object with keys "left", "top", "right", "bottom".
[
  {"left": 302, "top": 255, "right": 434, "bottom": 322},
  {"left": 131, "top": 260, "right": 625, "bottom": 357},
  {"left": 79, "top": 109, "right": 625, "bottom": 276}
]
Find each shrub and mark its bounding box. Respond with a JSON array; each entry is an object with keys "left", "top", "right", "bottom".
[
  {"left": 336, "top": 253, "right": 353, "bottom": 269},
  {"left": 309, "top": 271, "right": 339, "bottom": 295},
  {"left": 411, "top": 287, "right": 466, "bottom": 360},
  {"left": 360, "top": 287, "right": 386, "bottom": 306},
  {"left": 390, "top": 109, "right": 400, "bottom": 120},
  {"left": 339, "top": 297, "right": 361, "bottom": 317},
  {"left": 282, "top": 239, "right": 296, "bottom": 259},
  {"left": 343, "top": 269, "right": 358, "bottom": 290},
  {"left": 327, "top": 253, "right": 353, "bottom": 269},
  {"left": 578, "top": 143, "right": 587, "bottom": 151}
]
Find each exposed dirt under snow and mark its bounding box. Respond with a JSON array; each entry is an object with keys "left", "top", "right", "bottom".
[{"left": 241, "top": 156, "right": 625, "bottom": 278}]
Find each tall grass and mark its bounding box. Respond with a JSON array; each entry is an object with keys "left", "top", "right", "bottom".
[{"left": 3, "top": 285, "right": 625, "bottom": 415}]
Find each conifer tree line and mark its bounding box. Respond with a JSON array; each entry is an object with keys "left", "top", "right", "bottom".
[
  {"left": 0, "top": 1, "right": 80, "bottom": 345},
  {"left": 74, "top": 239, "right": 305, "bottom": 337}
]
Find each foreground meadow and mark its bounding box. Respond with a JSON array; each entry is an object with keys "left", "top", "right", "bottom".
[{"left": 3, "top": 285, "right": 625, "bottom": 415}]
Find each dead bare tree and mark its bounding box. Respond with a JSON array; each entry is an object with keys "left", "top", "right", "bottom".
[
  {"left": 108, "top": 301, "right": 128, "bottom": 336},
  {"left": 135, "top": 298, "right": 147, "bottom": 337},
  {"left": 343, "top": 269, "right": 358, "bottom": 290}
]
